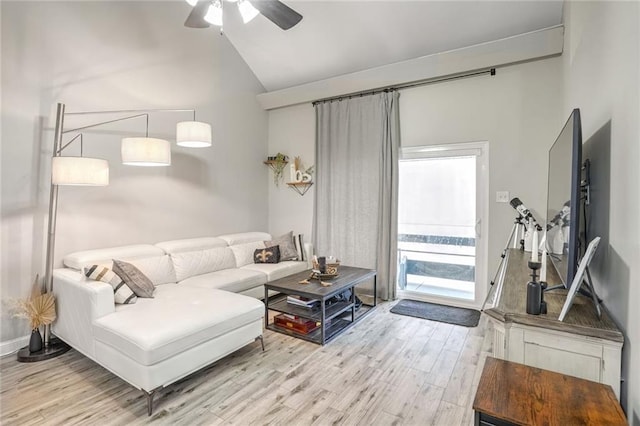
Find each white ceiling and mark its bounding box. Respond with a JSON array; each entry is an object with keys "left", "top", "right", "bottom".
[{"left": 190, "top": 1, "right": 564, "bottom": 92}]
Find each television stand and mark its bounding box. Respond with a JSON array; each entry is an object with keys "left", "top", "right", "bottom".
[{"left": 483, "top": 248, "right": 623, "bottom": 399}]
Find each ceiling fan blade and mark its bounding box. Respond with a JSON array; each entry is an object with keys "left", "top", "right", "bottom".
[
  {"left": 250, "top": 0, "right": 302, "bottom": 30},
  {"left": 184, "top": 2, "right": 211, "bottom": 29}
]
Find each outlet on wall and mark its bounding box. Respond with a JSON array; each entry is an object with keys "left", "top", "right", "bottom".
[{"left": 496, "top": 191, "right": 510, "bottom": 203}]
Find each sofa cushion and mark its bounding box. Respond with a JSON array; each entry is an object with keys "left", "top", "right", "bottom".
[
  {"left": 170, "top": 247, "right": 236, "bottom": 282},
  {"left": 180, "top": 268, "right": 267, "bottom": 293},
  {"left": 155, "top": 237, "right": 227, "bottom": 254},
  {"left": 126, "top": 255, "right": 176, "bottom": 286},
  {"left": 64, "top": 245, "right": 164, "bottom": 271},
  {"left": 112, "top": 260, "right": 155, "bottom": 298},
  {"left": 93, "top": 285, "right": 264, "bottom": 366},
  {"left": 241, "top": 261, "right": 308, "bottom": 281},
  {"left": 230, "top": 241, "right": 266, "bottom": 267},
  {"left": 218, "top": 232, "right": 272, "bottom": 246}
]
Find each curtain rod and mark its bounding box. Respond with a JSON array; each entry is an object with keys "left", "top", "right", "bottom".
[{"left": 312, "top": 68, "right": 496, "bottom": 106}]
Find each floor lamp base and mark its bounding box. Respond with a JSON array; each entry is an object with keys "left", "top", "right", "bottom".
[{"left": 17, "top": 337, "right": 71, "bottom": 363}]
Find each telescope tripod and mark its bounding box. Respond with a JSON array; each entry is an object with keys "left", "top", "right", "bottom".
[{"left": 481, "top": 216, "right": 528, "bottom": 311}]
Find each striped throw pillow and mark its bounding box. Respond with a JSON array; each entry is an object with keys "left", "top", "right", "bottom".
[
  {"left": 293, "top": 234, "right": 305, "bottom": 261},
  {"left": 84, "top": 265, "right": 137, "bottom": 305}
]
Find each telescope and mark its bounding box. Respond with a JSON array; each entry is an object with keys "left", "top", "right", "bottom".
[{"left": 510, "top": 197, "right": 542, "bottom": 231}]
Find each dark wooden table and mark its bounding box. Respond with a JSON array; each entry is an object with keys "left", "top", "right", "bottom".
[
  {"left": 264, "top": 266, "right": 376, "bottom": 345},
  {"left": 473, "top": 357, "right": 627, "bottom": 426}
]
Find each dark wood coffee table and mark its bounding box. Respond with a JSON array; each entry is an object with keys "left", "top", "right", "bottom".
[{"left": 264, "top": 266, "right": 376, "bottom": 345}]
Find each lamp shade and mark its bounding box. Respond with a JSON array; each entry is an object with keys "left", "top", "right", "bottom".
[
  {"left": 176, "top": 121, "right": 212, "bottom": 148},
  {"left": 51, "top": 156, "right": 109, "bottom": 186},
  {"left": 121, "top": 137, "right": 171, "bottom": 166}
]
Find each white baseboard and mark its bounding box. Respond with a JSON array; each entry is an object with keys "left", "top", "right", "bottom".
[{"left": 0, "top": 335, "right": 29, "bottom": 357}]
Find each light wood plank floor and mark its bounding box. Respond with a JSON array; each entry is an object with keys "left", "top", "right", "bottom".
[{"left": 0, "top": 302, "right": 492, "bottom": 426}]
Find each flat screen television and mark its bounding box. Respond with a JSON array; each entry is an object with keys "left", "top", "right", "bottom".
[{"left": 546, "top": 108, "right": 582, "bottom": 289}]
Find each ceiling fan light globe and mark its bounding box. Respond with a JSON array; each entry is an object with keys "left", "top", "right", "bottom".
[
  {"left": 185, "top": 0, "right": 198, "bottom": 6},
  {"left": 204, "top": 0, "right": 223, "bottom": 26},
  {"left": 238, "top": 0, "right": 259, "bottom": 23}
]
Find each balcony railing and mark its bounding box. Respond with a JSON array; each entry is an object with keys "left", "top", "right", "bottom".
[{"left": 397, "top": 232, "right": 476, "bottom": 299}]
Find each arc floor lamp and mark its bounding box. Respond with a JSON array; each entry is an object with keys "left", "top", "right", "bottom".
[{"left": 18, "top": 102, "right": 212, "bottom": 362}]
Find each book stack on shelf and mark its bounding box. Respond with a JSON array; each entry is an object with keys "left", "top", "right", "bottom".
[
  {"left": 286, "top": 295, "right": 319, "bottom": 309},
  {"left": 274, "top": 314, "right": 321, "bottom": 335}
]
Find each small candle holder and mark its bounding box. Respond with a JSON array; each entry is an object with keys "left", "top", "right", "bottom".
[
  {"left": 527, "top": 260, "right": 541, "bottom": 280},
  {"left": 539, "top": 280, "right": 548, "bottom": 314}
]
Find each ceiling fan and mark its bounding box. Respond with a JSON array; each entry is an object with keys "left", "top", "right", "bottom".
[{"left": 184, "top": 0, "right": 303, "bottom": 31}]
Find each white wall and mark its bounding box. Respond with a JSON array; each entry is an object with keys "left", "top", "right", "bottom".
[
  {"left": 268, "top": 57, "right": 564, "bottom": 300},
  {"left": 562, "top": 1, "right": 640, "bottom": 421},
  {"left": 267, "top": 103, "right": 315, "bottom": 239},
  {"left": 0, "top": 1, "right": 268, "bottom": 347}
]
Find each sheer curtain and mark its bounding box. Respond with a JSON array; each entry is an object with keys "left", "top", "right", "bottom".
[{"left": 313, "top": 91, "right": 400, "bottom": 300}]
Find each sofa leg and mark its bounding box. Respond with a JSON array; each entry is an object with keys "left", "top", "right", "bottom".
[
  {"left": 255, "top": 335, "right": 265, "bottom": 351},
  {"left": 144, "top": 388, "right": 161, "bottom": 416}
]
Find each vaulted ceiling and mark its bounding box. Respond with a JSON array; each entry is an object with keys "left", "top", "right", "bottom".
[{"left": 192, "top": 0, "right": 564, "bottom": 92}]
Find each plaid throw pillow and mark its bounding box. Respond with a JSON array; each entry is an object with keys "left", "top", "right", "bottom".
[{"left": 84, "top": 265, "right": 137, "bottom": 305}]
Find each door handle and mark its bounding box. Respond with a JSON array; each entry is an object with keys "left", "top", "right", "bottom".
[{"left": 475, "top": 219, "right": 481, "bottom": 238}]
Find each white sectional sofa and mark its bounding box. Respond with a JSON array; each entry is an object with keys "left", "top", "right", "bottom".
[{"left": 52, "top": 232, "right": 311, "bottom": 415}]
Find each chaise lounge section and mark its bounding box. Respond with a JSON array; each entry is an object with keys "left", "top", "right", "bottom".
[{"left": 52, "top": 232, "right": 311, "bottom": 415}]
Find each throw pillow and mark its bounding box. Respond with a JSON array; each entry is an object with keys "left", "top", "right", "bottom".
[
  {"left": 84, "top": 265, "right": 137, "bottom": 305},
  {"left": 265, "top": 231, "right": 298, "bottom": 261},
  {"left": 112, "top": 259, "right": 155, "bottom": 298},
  {"left": 254, "top": 245, "right": 281, "bottom": 264},
  {"left": 293, "top": 234, "right": 305, "bottom": 261}
]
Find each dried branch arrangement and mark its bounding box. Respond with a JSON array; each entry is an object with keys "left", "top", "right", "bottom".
[{"left": 9, "top": 275, "right": 56, "bottom": 330}]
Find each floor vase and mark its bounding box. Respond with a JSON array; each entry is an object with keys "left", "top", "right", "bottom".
[{"left": 29, "top": 328, "right": 42, "bottom": 353}]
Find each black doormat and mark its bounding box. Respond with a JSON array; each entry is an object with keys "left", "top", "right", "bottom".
[{"left": 390, "top": 299, "right": 480, "bottom": 327}]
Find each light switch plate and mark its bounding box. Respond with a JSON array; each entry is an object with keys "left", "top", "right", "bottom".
[{"left": 496, "top": 191, "right": 510, "bottom": 203}]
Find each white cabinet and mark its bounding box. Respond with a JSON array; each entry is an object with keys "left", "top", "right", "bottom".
[
  {"left": 490, "top": 320, "right": 622, "bottom": 398},
  {"left": 485, "top": 249, "right": 624, "bottom": 400}
]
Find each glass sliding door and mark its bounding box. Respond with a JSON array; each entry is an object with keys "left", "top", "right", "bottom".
[{"left": 398, "top": 142, "right": 488, "bottom": 308}]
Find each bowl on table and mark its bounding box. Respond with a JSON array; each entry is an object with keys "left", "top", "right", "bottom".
[
  {"left": 325, "top": 262, "right": 340, "bottom": 276},
  {"left": 311, "top": 258, "right": 340, "bottom": 278}
]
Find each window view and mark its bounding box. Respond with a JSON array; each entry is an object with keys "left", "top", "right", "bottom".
[{"left": 398, "top": 156, "right": 476, "bottom": 300}]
